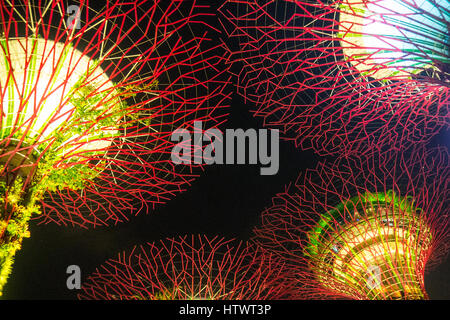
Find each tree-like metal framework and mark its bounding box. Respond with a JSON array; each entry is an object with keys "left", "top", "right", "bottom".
[
  {"left": 252, "top": 146, "right": 449, "bottom": 299},
  {"left": 219, "top": 0, "right": 449, "bottom": 156},
  {"left": 0, "top": 0, "right": 230, "bottom": 295},
  {"left": 79, "top": 235, "right": 294, "bottom": 300}
]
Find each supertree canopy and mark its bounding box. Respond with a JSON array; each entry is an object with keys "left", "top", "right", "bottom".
[
  {"left": 79, "top": 235, "right": 294, "bottom": 300},
  {"left": 0, "top": 0, "right": 230, "bottom": 295},
  {"left": 252, "top": 146, "right": 449, "bottom": 299},
  {"left": 219, "top": 0, "right": 449, "bottom": 155}
]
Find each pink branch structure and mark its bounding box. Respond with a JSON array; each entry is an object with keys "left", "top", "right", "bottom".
[
  {"left": 0, "top": 0, "right": 230, "bottom": 295},
  {"left": 79, "top": 235, "right": 295, "bottom": 300},
  {"left": 219, "top": 0, "right": 449, "bottom": 156},
  {"left": 253, "top": 146, "right": 449, "bottom": 299}
]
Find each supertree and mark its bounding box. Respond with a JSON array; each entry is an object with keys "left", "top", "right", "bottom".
[
  {"left": 0, "top": 0, "right": 230, "bottom": 295},
  {"left": 252, "top": 145, "right": 449, "bottom": 299},
  {"left": 219, "top": 0, "right": 449, "bottom": 156},
  {"left": 78, "top": 235, "right": 294, "bottom": 300}
]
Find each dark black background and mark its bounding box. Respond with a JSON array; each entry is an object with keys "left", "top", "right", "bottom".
[{"left": 1, "top": 0, "right": 449, "bottom": 300}]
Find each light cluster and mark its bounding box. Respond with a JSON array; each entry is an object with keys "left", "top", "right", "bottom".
[{"left": 252, "top": 146, "right": 449, "bottom": 299}]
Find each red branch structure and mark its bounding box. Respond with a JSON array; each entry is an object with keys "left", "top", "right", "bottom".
[
  {"left": 79, "top": 235, "right": 295, "bottom": 300},
  {"left": 252, "top": 146, "right": 449, "bottom": 299},
  {"left": 0, "top": 0, "right": 231, "bottom": 295},
  {"left": 219, "top": 0, "right": 449, "bottom": 156},
  {"left": 0, "top": 0, "right": 231, "bottom": 228}
]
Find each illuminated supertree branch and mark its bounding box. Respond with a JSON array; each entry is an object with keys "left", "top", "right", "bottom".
[
  {"left": 252, "top": 146, "right": 449, "bottom": 299},
  {"left": 337, "top": 0, "right": 449, "bottom": 81},
  {"left": 219, "top": 0, "right": 449, "bottom": 155},
  {"left": 78, "top": 235, "right": 294, "bottom": 300},
  {"left": 0, "top": 0, "right": 230, "bottom": 295}
]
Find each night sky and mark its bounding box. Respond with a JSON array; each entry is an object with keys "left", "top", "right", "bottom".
[{"left": 1, "top": 1, "right": 449, "bottom": 300}]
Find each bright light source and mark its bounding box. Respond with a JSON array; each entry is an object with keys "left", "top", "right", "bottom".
[
  {"left": 339, "top": 0, "right": 448, "bottom": 79},
  {"left": 0, "top": 38, "right": 118, "bottom": 155}
]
